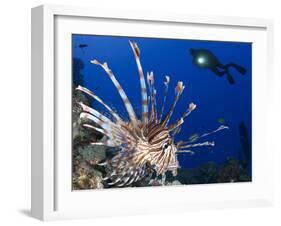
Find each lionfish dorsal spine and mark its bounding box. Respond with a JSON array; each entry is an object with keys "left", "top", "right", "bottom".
[
  {"left": 159, "top": 75, "right": 170, "bottom": 121},
  {"left": 91, "top": 59, "right": 138, "bottom": 125},
  {"left": 168, "top": 102, "right": 197, "bottom": 132},
  {"left": 147, "top": 71, "right": 157, "bottom": 122},
  {"left": 129, "top": 41, "right": 149, "bottom": 124},
  {"left": 161, "top": 81, "right": 185, "bottom": 126}
]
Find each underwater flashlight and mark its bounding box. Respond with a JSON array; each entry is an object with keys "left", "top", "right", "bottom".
[{"left": 197, "top": 56, "right": 205, "bottom": 64}]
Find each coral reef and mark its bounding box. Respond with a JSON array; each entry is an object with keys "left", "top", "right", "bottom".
[
  {"left": 217, "top": 158, "right": 251, "bottom": 183},
  {"left": 176, "top": 158, "right": 251, "bottom": 185},
  {"left": 72, "top": 60, "right": 107, "bottom": 189}
]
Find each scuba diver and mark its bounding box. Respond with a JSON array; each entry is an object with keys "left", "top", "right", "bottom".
[{"left": 190, "top": 48, "right": 246, "bottom": 85}]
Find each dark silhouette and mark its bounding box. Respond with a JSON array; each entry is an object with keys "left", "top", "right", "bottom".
[
  {"left": 238, "top": 121, "right": 251, "bottom": 170},
  {"left": 190, "top": 48, "right": 246, "bottom": 85},
  {"left": 78, "top": 44, "right": 88, "bottom": 49}
]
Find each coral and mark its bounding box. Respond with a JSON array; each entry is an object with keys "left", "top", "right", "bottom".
[
  {"left": 72, "top": 85, "right": 107, "bottom": 190},
  {"left": 176, "top": 159, "right": 251, "bottom": 185},
  {"left": 217, "top": 158, "right": 251, "bottom": 183},
  {"left": 176, "top": 162, "right": 218, "bottom": 185},
  {"left": 192, "top": 162, "right": 218, "bottom": 184},
  {"left": 78, "top": 141, "right": 106, "bottom": 164},
  {"left": 72, "top": 161, "right": 104, "bottom": 190}
]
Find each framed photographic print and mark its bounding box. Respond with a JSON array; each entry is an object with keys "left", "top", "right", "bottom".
[{"left": 31, "top": 4, "right": 274, "bottom": 221}]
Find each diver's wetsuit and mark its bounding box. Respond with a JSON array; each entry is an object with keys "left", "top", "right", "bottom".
[{"left": 190, "top": 48, "right": 246, "bottom": 85}]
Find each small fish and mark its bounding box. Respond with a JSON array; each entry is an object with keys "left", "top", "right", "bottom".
[
  {"left": 189, "top": 48, "right": 246, "bottom": 85},
  {"left": 188, "top": 134, "right": 200, "bottom": 143},
  {"left": 78, "top": 44, "right": 88, "bottom": 49},
  {"left": 218, "top": 118, "right": 225, "bottom": 124}
]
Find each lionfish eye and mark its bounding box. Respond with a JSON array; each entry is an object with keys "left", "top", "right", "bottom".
[{"left": 162, "top": 143, "right": 170, "bottom": 151}]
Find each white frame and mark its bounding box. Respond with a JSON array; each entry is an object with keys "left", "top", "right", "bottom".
[{"left": 31, "top": 4, "right": 274, "bottom": 221}]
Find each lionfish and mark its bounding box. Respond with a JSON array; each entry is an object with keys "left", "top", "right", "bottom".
[{"left": 76, "top": 41, "right": 228, "bottom": 187}]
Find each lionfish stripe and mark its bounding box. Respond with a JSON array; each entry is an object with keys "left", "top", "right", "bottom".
[
  {"left": 159, "top": 76, "right": 170, "bottom": 121},
  {"left": 167, "top": 165, "right": 179, "bottom": 169},
  {"left": 157, "top": 152, "right": 168, "bottom": 174},
  {"left": 83, "top": 123, "right": 123, "bottom": 145},
  {"left": 168, "top": 103, "right": 196, "bottom": 132},
  {"left": 107, "top": 177, "right": 122, "bottom": 185},
  {"left": 117, "top": 176, "right": 131, "bottom": 187},
  {"left": 178, "top": 141, "right": 215, "bottom": 149},
  {"left": 91, "top": 140, "right": 117, "bottom": 147},
  {"left": 76, "top": 85, "right": 122, "bottom": 122},
  {"left": 179, "top": 125, "right": 229, "bottom": 146},
  {"left": 163, "top": 150, "right": 172, "bottom": 173},
  {"left": 129, "top": 41, "right": 148, "bottom": 124},
  {"left": 91, "top": 59, "right": 138, "bottom": 124},
  {"left": 176, "top": 150, "right": 194, "bottom": 154},
  {"left": 161, "top": 81, "right": 185, "bottom": 126},
  {"left": 127, "top": 176, "right": 137, "bottom": 185},
  {"left": 79, "top": 102, "right": 112, "bottom": 123},
  {"left": 168, "top": 118, "right": 184, "bottom": 132},
  {"left": 83, "top": 124, "right": 109, "bottom": 136},
  {"left": 200, "top": 125, "right": 229, "bottom": 138},
  {"left": 147, "top": 71, "right": 157, "bottom": 121},
  {"left": 80, "top": 112, "right": 110, "bottom": 131},
  {"left": 97, "top": 161, "right": 107, "bottom": 166},
  {"left": 80, "top": 113, "right": 124, "bottom": 144}
]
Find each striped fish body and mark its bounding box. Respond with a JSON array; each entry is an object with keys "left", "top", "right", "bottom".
[{"left": 101, "top": 120, "right": 179, "bottom": 187}]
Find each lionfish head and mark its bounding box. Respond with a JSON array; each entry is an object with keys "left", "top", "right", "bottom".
[{"left": 77, "top": 41, "right": 229, "bottom": 187}]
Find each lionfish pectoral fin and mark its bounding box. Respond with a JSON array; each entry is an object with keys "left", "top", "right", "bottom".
[
  {"left": 176, "top": 150, "right": 195, "bottom": 154},
  {"left": 76, "top": 85, "right": 123, "bottom": 123},
  {"left": 97, "top": 161, "right": 107, "bottom": 166},
  {"left": 80, "top": 112, "right": 116, "bottom": 138},
  {"left": 177, "top": 125, "right": 229, "bottom": 147},
  {"left": 177, "top": 141, "right": 215, "bottom": 150},
  {"left": 79, "top": 102, "right": 113, "bottom": 123}
]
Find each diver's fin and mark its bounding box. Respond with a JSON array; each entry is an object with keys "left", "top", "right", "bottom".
[
  {"left": 226, "top": 63, "right": 246, "bottom": 75},
  {"left": 234, "top": 64, "right": 246, "bottom": 75},
  {"left": 211, "top": 68, "right": 224, "bottom": 77},
  {"left": 226, "top": 72, "right": 235, "bottom": 85}
]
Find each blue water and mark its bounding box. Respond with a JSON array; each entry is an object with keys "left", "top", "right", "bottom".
[{"left": 72, "top": 34, "right": 252, "bottom": 175}]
